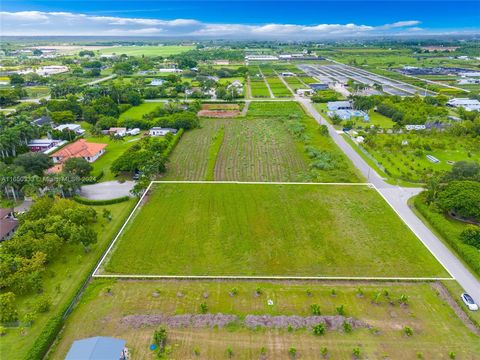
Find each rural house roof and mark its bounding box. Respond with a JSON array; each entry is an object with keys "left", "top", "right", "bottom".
[
  {"left": 0, "top": 218, "right": 18, "bottom": 240},
  {"left": 50, "top": 139, "right": 106, "bottom": 160},
  {"left": 65, "top": 336, "right": 126, "bottom": 360}
]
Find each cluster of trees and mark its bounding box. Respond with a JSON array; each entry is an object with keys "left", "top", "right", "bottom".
[
  {"left": 425, "top": 161, "right": 480, "bottom": 248},
  {"left": 351, "top": 95, "right": 449, "bottom": 125},
  {"left": 0, "top": 198, "right": 98, "bottom": 297},
  {"left": 0, "top": 86, "right": 27, "bottom": 107},
  {"left": 1, "top": 151, "right": 93, "bottom": 202},
  {"left": 120, "top": 103, "right": 200, "bottom": 130},
  {"left": 111, "top": 134, "right": 173, "bottom": 176},
  {"left": 172, "top": 49, "right": 244, "bottom": 69},
  {"left": 0, "top": 116, "right": 38, "bottom": 158}
]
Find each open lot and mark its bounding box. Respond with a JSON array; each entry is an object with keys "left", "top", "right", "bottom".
[
  {"left": 119, "top": 102, "right": 162, "bottom": 121},
  {"left": 103, "top": 182, "right": 447, "bottom": 277},
  {"left": 50, "top": 279, "right": 479, "bottom": 360}
]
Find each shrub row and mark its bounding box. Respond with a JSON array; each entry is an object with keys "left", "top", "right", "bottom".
[
  {"left": 73, "top": 195, "right": 130, "bottom": 206},
  {"left": 414, "top": 194, "right": 480, "bottom": 276},
  {"left": 25, "top": 315, "right": 64, "bottom": 360},
  {"left": 163, "top": 128, "right": 184, "bottom": 157}
]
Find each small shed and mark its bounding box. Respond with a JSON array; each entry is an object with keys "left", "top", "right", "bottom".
[{"left": 65, "top": 336, "right": 126, "bottom": 360}]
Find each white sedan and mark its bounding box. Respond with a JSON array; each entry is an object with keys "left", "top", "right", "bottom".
[{"left": 461, "top": 293, "right": 478, "bottom": 311}]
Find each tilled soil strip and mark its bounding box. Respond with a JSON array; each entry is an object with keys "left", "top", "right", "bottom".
[{"left": 120, "top": 313, "right": 370, "bottom": 331}]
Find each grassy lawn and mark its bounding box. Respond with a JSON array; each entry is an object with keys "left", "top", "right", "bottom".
[
  {"left": 0, "top": 200, "right": 136, "bottom": 360},
  {"left": 24, "top": 85, "right": 50, "bottom": 98},
  {"left": 84, "top": 135, "right": 142, "bottom": 181},
  {"left": 104, "top": 183, "right": 447, "bottom": 277},
  {"left": 119, "top": 102, "right": 162, "bottom": 121},
  {"left": 98, "top": 45, "right": 195, "bottom": 57},
  {"left": 49, "top": 279, "right": 480, "bottom": 359}
]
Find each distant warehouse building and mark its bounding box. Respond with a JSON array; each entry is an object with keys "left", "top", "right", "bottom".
[{"left": 446, "top": 98, "right": 480, "bottom": 112}]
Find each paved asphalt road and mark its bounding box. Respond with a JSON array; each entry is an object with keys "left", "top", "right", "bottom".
[
  {"left": 80, "top": 180, "right": 134, "bottom": 200},
  {"left": 299, "top": 97, "right": 480, "bottom": 304}
]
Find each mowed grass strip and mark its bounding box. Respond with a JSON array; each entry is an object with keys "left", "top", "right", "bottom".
[{"left": 105, "top": 183, "right": 447, "bottom": 277}]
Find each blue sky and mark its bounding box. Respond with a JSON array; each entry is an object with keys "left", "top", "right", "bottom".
[{"left": 1, "top": 1, "right": 479, "bottom": 38}]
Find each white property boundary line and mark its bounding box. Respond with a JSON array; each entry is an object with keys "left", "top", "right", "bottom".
[{"left": 92, "top": 181, "right": 454, "bottom": 281}]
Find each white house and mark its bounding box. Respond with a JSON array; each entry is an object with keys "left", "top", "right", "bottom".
[
  {"left": 227, "top": 80, "right": 243, "bottom": 94},
  {"left": 149, "top": 127, "right": 178, "bottom": 136},
  {"left": 108, "top": 127, "right": 127, "bottom": 137},
  {"left": 54, "top": 124, "right": 85, "bottom": 135}
]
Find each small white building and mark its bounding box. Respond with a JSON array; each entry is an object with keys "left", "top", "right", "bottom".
[
  {"left": 405, "top": 124, "right": 427, "bottom": 131},
  {"left": 296, "top": 89, "right": 314, "bottom": 96},
  {"left": 150, "top": 79, "right": 165, "bottom": 86},
  {"left": 54, "top": 124, "right": 85, "bottom": 135},
  {"left": 127, "top": 128, "right": 140, "bottom": 136},
  {"left": 108, "top": 127, "right": 127, "bottom": 137},
  {"left": 27, "top": 139, "right": 63, "bottom": 153},
  {"left": 149, "top": 127, "right": 178, "bottom": 137},
  {"left": 159, "top": 68, "right": 183, "bottom": 73}
]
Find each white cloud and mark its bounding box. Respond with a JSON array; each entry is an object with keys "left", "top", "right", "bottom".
[{"left": 0, "top": 10, "right": 431, "bottom": 38}]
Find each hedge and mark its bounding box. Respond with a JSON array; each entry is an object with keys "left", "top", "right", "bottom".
[
  {"left": 73, "top": 195, "right": 130, "bottom": 206},
  {"left": 25, "top": 315, "right": 64, "bottom": 360},
  {"left": 414, "top": 193, "right": 480, "bottom": 276},
  {"left": 163, "top": 128, "right": 184, "bottom": 157}
]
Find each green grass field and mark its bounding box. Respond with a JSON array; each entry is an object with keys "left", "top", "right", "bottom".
[
  {"left": 119, "top": 102, "right": 162, "bottom": 121},
  {"left": 49, "top": 279, "right": 479, "bottom": 359},
  {"left": 0, "top": 200, "right": 136, "bottom": 360},
  {"left": 104, "top": 183, "right": 447, "bottom": 277},
  {"left": 98, "top": 45, "right": 194, "bottom": 57}
]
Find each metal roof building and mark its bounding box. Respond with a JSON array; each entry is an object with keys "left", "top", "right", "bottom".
[{"left": 65, "top": 336, "right": 126, "bottom": 360}]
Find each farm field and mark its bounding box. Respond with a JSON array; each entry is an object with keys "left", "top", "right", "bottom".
[
  {"left": 103, "top": 182, "right": 447, "bottom": 277},
  {"left": 265, "top": 76, "right": 293, "bottom": 97},
  {"left": 249, "top": 76, "right": 271, "bottom": 98},
  {"left": 84, "top": 134, "right": 142, "bottom": 181},
  {"left": 98, "top": 45, "right": 195, "bottom": 57},
  {"left": 119, "top": 102, "right": 162, "bottom": 121},
  {"left": 49, "top": 279, "right": 480, "bottom": 359},
  {"left": 164, "top": 117, "right": 307, "bottom": 182},
  {"left": 166, "top": 101, "right": 360, "bottom": 183},
  {"left": 0, "top": 200, "right": 136, "bottom": 360},
  {"left": 283, "top": 76, "right": 307, "bottom": 90}
]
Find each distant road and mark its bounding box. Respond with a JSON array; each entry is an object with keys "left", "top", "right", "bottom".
[
  {"left": 83, "top": 74, "right": 117, "bottom": 86},
  {"left": 298, "top": 96, "right": 480, "bottom": 305}
]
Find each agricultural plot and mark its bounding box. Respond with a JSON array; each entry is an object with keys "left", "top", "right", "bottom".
[
  {"left": 165, "top": 117, "right": 307, "bottom": 182},
  {"left": 249, "top": 76, "right": 271, "bottom": 98},
  {"left": 362, "top": 133, "right": 480, "bottom": 182},
  {"left": 50, "top": 280, "right": 479, "bottom": 360},
  {"left": 284, "top": 76, "right": 307, "bottom": 90},
  {"left": 265, "top": 76, "right": 293, "bottom": 97},
  {"left": 103, "top": 182, "right": 447, "bottom": 277}
]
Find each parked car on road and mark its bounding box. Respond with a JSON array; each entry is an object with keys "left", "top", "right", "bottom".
[{"left": 461, "top": 293, "right": 478, "bottom": 311}]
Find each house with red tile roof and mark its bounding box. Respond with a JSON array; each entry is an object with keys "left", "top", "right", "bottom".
[{"left": 48, "top": 139, "right": 107, "bottom": 173}]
